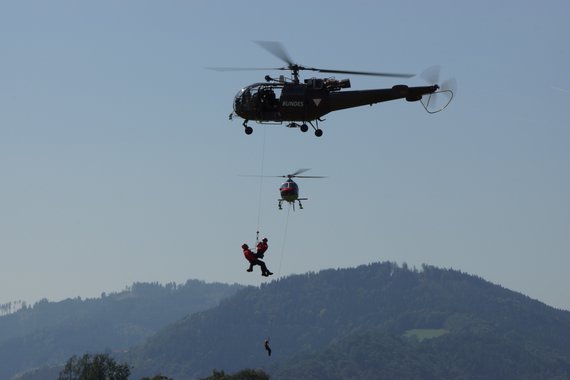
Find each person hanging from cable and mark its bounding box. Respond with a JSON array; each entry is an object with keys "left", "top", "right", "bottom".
[
  {"left": 264, "top": 339, "right": 272, "bottom": 356},
  {"left": 242, "top": 243, "right": 273, "bottom": 277},
  {"left": 256, "top": 237, "right": 269, "bottom": 259}
]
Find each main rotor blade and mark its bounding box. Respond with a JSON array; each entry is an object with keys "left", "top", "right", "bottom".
[
  {"left": 240, "top": 172, "right": 326, "bottom": 178},
  {"left": 212, "top": 41, "right": 414, "bottom": 79},
  {"left": 254, "top": 41, "right": 295, "bottom": 67},
  {"left": 290, "top": 168, "right": 310, "bottom": 177},
  {"left": 206, "top": 66, "right": 282, "bottom": 71},
  {"left": 314, "top": 68, "right": 415, "bottom": 78},
  {"left": 239, "top": 174, "right": 284, "bottom": 178}
]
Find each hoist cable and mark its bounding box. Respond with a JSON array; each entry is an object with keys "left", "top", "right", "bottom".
[
  {"left": 255, "top": 127, "right": 267, "bottom": 243},
  {"left": 276, "top": 203, "right": 291, "bottom": 278},
  {"left": 265, "top": 203, "right": 292, "bottom": 345}
]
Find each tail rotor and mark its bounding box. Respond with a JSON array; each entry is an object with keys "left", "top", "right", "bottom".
[{"left": 420, "top": 65, "right": 457, "bottom": 114}]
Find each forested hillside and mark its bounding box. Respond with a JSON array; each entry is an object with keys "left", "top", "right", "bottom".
[
  {"left": 126, "top": 262, "right": 570, "bottom": 379},
  {"left": 0, "top": 280, "right": 243, "bottom": 379},
  {"left": 270, "top": 329, "right": 570, "bottom": 380}
]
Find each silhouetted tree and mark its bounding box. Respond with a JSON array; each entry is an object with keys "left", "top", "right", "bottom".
[
  {"left": 199, "top": 369, "right": 270, "bottom": 380},
  {"left": 58, "top": 353, "right": 130, "bottom": 380}
]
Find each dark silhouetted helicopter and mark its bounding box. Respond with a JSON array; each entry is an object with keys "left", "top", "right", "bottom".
[{"left": 210, "top": 41, "right": 455, "bottom": 137}]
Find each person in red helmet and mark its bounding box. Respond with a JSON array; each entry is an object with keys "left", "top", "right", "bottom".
[
  {"left": 242, "top": 243, "right": 273, "bottom": 277},
  {"left": 256, "top": 237, "right": 268, "bottom": 259}
]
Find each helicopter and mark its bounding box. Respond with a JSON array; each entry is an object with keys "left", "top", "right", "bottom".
[
  {"left": 277, "top": 169, "right": 325, "bottom": 210},
  {"left": 210, "top": 41, "right": 455, "bottom": 137},
  {"left": 243, "top": 169, "right": 325, "bottom": 210}
]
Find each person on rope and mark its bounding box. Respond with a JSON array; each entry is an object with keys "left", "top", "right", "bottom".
[
  {"left": 242, "top": 243, "right": 273, "bottom": 277},
  {"left": 256, "top": 237, "right": 269, "bottom": 259},
  {"left": 264, "top": 339, "right": 272, "bottom": 356}
]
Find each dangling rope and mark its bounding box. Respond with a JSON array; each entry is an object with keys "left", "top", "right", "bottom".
[
  {"left": 255, "top": 127, "right": 267, "bottom": 243},
  {"left": 264, "top": 203, "right": 292, "bottom": 354},
  {"left": 275, "top": 203, "right": 292, "bottom": 278}
]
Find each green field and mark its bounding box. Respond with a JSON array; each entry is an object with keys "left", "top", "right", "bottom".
[{"left": 403, "top": 329, "right": 449, "bottom": 342}]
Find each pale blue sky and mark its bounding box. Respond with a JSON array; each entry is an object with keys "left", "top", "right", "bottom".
[{"left": 1, "top": 1, "right": 569, "bottom": 311}]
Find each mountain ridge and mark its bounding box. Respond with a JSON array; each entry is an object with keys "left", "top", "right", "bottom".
[
  {"left": 125, "top": 262, "right": 570, "bottom": 379},
  {"left": 8, "top": 262, "right": 570, "bottom": 379},
  {"left": 0, "top": 279, "right": 243, "bottom": 379}
]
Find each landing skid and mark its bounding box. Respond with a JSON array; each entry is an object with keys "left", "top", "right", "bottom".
[
  {"left": 278, "top": 198, "right": 307, "bottom": 210},
  {"left": 287, "top": 119, "right": 324, "bottom": 137},
  {"left": 240, "top": 118, "right": 325, "bottom": 137},
  {"left": 242, "top": 120, "right": 253, "bottom": 135}
]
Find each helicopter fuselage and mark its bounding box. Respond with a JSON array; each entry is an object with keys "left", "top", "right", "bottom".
[
  {"left": 233, "top": 78, "right": 439, "bottom": 124},
  {"left": 278, "top": 177, "right": 309, "bottom": 210},
  {"left": 280, "top": 178, "right": 299, "bottom": 202}
]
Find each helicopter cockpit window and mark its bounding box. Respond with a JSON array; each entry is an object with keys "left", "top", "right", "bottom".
[
  {"left": 234, "top": 87, "right": 252, "bottom": 113},
  {"left": 234, "top": 84, "right": 282, "bottom": 119}
]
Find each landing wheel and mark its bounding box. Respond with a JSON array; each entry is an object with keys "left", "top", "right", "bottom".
[
  {"left": 300, "top": 124, "right": 309, "bottom": 133},
  {"left": 244, "top": 126, "right": 253, "bottom": 135},
  {"left": 315, "top": 129, "right": 323, "bottom": 137}
]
